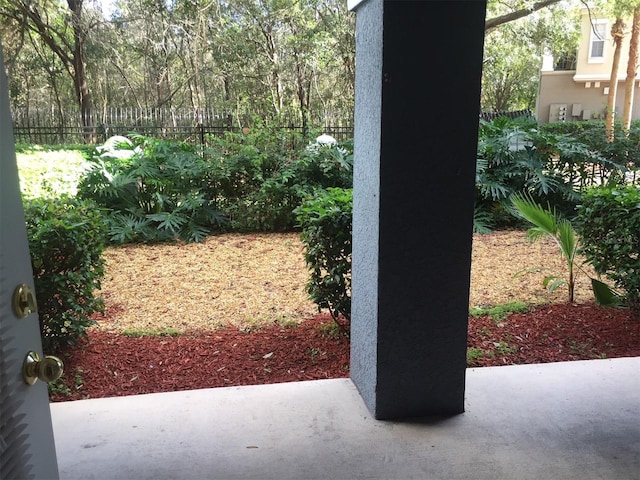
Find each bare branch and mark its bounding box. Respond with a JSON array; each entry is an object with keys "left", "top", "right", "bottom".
[{"left": 485, "top": 0, "right": 564, "bottom": 31}]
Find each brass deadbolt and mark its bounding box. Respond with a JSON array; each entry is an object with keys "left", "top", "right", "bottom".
[
  {"left": 23, "top": 351, "right": 64, "bottom": 385},
  {"left": 12, "top": 284, "right": 37, "bottom": 319}
]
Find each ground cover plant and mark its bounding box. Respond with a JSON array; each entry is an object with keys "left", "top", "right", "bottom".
[
  {"left": 474, "top": 117, "right": 638, "bottom": 230},
  {"left": 16, "top": 145, "right": 90, "bottom": 198},
  {"left": 73, "top": 132, "right": 353, "bottom": 242},
  {"left": 78, "top": 135, "right": 226, "bottom": 243}
]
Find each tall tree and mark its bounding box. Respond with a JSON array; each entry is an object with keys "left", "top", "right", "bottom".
[
  {"left": 0, "top": 0, "right": 95, "bottom": 132},
  {"left": 606, "top": 17, "right": 626, "bottom": 141},
  {"left": 68, "top": 0, "right": 91, "bottom": 131},
  {"left": 482, "top": 24, "right": 541, "bottom": 110},
  {"left": 621, "top": 7, "right": 640, "bottom": 131},
  {"left": 598, "top": 0, "right": 639, "bottom": 140}
]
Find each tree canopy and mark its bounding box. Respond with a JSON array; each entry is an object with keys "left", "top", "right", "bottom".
[{"left": 0, "top": 0, "right": 596, "bottom": 129}]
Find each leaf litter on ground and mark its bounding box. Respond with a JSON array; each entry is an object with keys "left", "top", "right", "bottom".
[{"left": 94, "top": 230, "right": 600, "bottom": 334}]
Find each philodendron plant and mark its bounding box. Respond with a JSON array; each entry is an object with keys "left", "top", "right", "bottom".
[{"left": 510, "top": 193, "right": 618, "bottom": 306}]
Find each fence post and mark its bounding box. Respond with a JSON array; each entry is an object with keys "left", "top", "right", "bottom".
[
  {"left": 198, "top": 122, "right": 205, "bottom": 150},
  {"left": 101, "top": 123, "right": 109, "bottom": 144}
]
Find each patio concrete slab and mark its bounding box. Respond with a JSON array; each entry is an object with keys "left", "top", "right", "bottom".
[{"left": 51, "top": 358, "right": 640, "bottom": 480}]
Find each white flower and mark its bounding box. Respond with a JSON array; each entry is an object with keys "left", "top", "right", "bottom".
[{"left": 315, "top": 134, "right": 337, "bottom": 145}]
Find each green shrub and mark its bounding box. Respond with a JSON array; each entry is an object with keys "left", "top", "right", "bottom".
[
  {"left": 78, "top": 135, "right": 225, "bottom": 243},
  {"left": 209, "top": 134, "right": 283, "bottom": 209},
  {"left": 79, "top": 132, "right": 353, "bottom": 240},
  {"left": 295, "top": 187, "right": 352, "bottom": 328},
  {"left": 212, "top": 131, "right": 353, "bottom": 232},
  {"left": 207, "top": 123, "right": 306, "bottom": 201},
  {"left": 24, "top": 195, "right": 107, "bottom": 351},
  {"left": 476, "top": 118, "right": 571, "bottom": 227},
  {"left": 593, "top": 130, "right": 640, "bottom": 186},
  {"left": 476, "top": 117, "right": 629, "bottom": 230},
  {"left": 539, "top": 121, "right": 640, "bottom": 187},
  {"left": 241, "top": 140, "right": 353, "bottom": 231},
  {"left": 207, "top": 126, "right": 306, "bottom": 231},
  {"left": 576, "top": 186, "right": 640, "bottom": 311},
  {"left": 296, "top": 139, "right": 353, "bottom": 189}
]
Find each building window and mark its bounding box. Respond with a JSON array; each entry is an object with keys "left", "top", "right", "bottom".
[
  {"left": 589, "top": 21, "right": 607, "bottom": 63},
  {"left": 555, "top": 53, "right": 577, "bottom": 70}
]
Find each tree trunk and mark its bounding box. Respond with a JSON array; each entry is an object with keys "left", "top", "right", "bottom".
[
  {"left": 46, "top": 69, "right": 65, "bottom": 143},
  {"left": 292, "top": 47, "right": 311, "bottom": 136},
  {"left": 5, "top": 1, "right": 95, "bottom": 141},
  {"left": 606, "top": 18, "right": 626, "bottom": 143},
  {"left": 67, "top": 0, "right": 93, "bottom": 141},
  {"left": 622, "top": 8, "right": 640, "bottom": 132}
]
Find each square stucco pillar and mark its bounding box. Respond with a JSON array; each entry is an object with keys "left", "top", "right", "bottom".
[{"left": 349, "top": 0, "right": 487, "bottom": 420}]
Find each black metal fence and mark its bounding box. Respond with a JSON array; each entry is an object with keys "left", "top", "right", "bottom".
[
  {"left": 12, "top": 123, "right": 355, "bottom": 146},
  {"left": 11, "top": 107, "right": 533, "bottom": 146},
  {"left": 11, "top": 106, "right": 355, "bottom": 146},
  {"left": 479, "top": 109, "right": 533, "bottom": 122}
]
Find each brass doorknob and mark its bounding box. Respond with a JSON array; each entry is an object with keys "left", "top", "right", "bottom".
[
  {"left": 12, "top": 284, "right": 37, "bottom": 318},
  {"left": 23, "top": 351, "right": 64, "bottom": 385}
]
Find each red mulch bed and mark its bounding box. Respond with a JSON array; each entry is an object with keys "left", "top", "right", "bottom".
[
  {"left": 466, "top": 302, "right": 638, "bottom": 366},
  {"left": 49, "top": 303, "right": 639, "bottom": 402}
]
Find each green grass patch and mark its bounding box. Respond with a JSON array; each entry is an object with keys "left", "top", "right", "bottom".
[
  {"left": 307, "top": 347, "right": 325, "bottom": 358},
  {"left": 17, "top": 147, "right": 91, "bottom": 199},
  {"left": 48, "top": 366, "right": 85, "bottom": 398},
  {"left": 316, "top": 320, "right": 341, "bottom": 339},
  {"left": 467, "top": 341, "right": 518, "bottom": 366},
  {"left": 122, "top": 328, "right": 182, "bottom": 338},
  {"left": 277, "top": 317, "right": 299, "bottom": 329},
  {"left": 492, "top": 341, "right": 518, "bottom": 355},
  {"left": 466, "top": 347, "right": 494, "bottom": 365},
  {"left": 469, "top": 301, "right": 530, "bottom": 322}
]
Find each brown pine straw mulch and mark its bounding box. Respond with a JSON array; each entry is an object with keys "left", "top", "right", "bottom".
[{"left": 49, "top": 230, "right": 639, "bottom": 402}]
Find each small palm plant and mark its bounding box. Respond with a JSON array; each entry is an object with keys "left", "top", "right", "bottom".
[{"left": 511, "top": 192, "right": 618, "bottom": 305}]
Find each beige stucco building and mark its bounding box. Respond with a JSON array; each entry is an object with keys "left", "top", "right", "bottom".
[{"left": 537, "top": 9, "right": 640, "bottom": 123}]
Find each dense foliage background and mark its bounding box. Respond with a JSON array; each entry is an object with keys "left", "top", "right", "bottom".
[{"left": 0, "top": 0, "right": 586, "bottom": 132}]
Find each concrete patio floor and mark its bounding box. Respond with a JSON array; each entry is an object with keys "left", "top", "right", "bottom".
[{"left": 51, "top": 357, "right": 639, "bottom": 480}]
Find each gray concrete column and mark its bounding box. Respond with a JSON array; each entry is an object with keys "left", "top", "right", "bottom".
[{"left": 350, "top": 0, "right": 487, "bottom": 420}]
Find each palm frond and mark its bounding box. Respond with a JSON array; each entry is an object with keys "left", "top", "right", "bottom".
[
  {"left": 525, "top": 227, "right": 547, "bottom": 243},
  {"left": 556, "top": 219, "right": 578, "bottom": 263},
  {"left": 543, "top": 275, "right": 567, "bottom": 292},
  {"left": 511, "top": 192, "right": 558, "bottom": 236},
  {"left": 591, "top": 278, "right": 622, "bottom": 306},
  {"left": 511, "top": 192, "right": 582, "bottom": 303}
]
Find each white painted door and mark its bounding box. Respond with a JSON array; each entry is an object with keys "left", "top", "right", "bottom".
[{"left": 0, "top": 46, "right": 60, "bottom": 479}]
